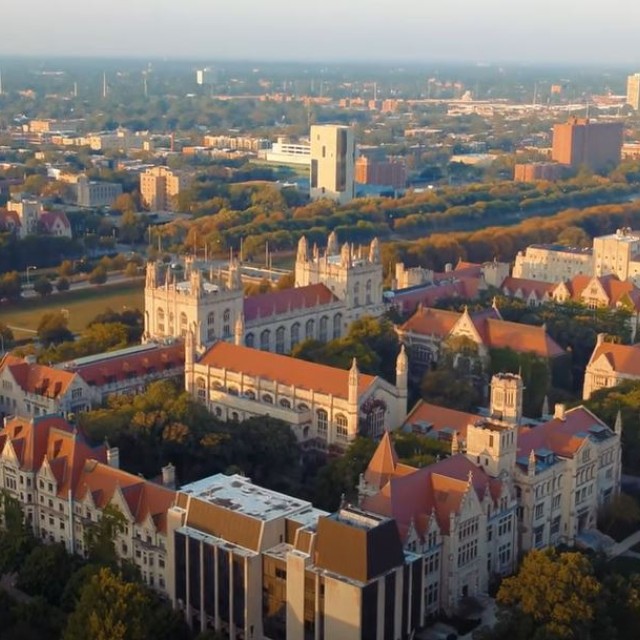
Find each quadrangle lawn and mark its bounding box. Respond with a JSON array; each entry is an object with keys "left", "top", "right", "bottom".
[{"left": 0, "top": 283, "right": 145, "bottom": 339}]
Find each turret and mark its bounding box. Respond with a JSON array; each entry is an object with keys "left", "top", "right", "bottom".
[
  {"left": 395, "top": 344, "right": 408, "bottom": 393},
  {"left": 185, "top": 328, "right": 195, "bottom": 370},
  {"left": 296, "top": 236, "right": 309, "bottom": 263},
  {"left": 234, "top": 313, "right": 245, "bottom": 346},
  {"left": 227, "top": 257, "right": 242, "bottom": 291},
  {"left": 145, "top": 261, "right": 158, "bottom": 289},
  {"left": 369, "top": 237, "right": 380, "bottom": 264},
  {"left": 341, "top": 242, "right": 351, "bottom": 268},
  {"left": 615, "top": 409, "right": 623, "bottom": 437},
  {"left": 489, "top": 372, "right": 524, "bottom": 425},
  {"left": 327, "top": 231, "right": 339, "bottom": 256},
  {"left": 528, "top": 449, "right": 536, "bottom": 477},
  {"left": 190, "top": 268, "right": 202, "bottom": 297},
  {"left": 348, "top": 357, "right": 359, "bottom": 406}
]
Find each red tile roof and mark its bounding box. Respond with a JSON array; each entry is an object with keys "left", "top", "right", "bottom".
[
  {"left": 67, "top": 343, "right": 184, "bottom": 387},
  {"left": 39, "top": 210, "right": 70, "bottom": 231},
  {"left": 518, "top": 406, "right": 611, "bottom": 459},
  {"left": 198, "top": 341, "right": 376, "bottom": 399},
  {"left": 243, "top": 284, "right": 338, "bottom": 322},
  {"left": 399, "top": 306, "right": 461, "bottom": 336},
  {"left": 502, "top": 276, "right": 554, "bottom": 299},
  {"left": 403, "top": 400, "right": 477, "bottom": 441},
  {"left": 391, "top": 279, "right": 482, "bottom": 314},
  {"left": 589, "top": 341, "right": 640, "bottom": 377},
  {"left": 1, "top": 355, "right": 76, "bottom": 399}
]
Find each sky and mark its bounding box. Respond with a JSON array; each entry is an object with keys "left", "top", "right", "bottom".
[{"left": 2, "top": 0, "right": 640, "bottom": 65}]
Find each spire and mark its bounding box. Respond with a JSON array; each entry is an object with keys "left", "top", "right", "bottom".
[
  {"left": 528, "top": 449, "right": 536, "bottom": 477},
  {"left": 296, "top": 236, "right": 308, "bottom": 263},
  {"left": 615, "top": 409, "right": 623, "bottom": 436},
  {"left": 185, "top": 328, "right": 195, "bottom": 369},
  {"left": 366, "top": 431, "right": 399, "bottom": 488},
  {"left": 234, "top": 313, "right": 244, "bottom": 346},
  {"left": 541, "top": 395, "right": 550, "bottom": 419},
  {"left": 327, "top": 230, "right": 339, "bottom": 256},
  {"left": 369, "top": 237, "right": 380, "bottom": 264},
  {"left": 396, "top": 344, "right": 408, "bottom": 375},
  {"left": 341, "top": 242, "right": 351, "bottom": 267},
  {"left": 451, "top": 432, "right": 460, "bottom": 454},
  {"left": 145, "top": 261, "right": 158, "bottom": 289},
  {"left": 348, "top": 357, "right": 359, "bottom": 406}
]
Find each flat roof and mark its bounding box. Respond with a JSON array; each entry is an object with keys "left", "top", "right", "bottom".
[{"left": 180, "top": 473, "right": 315, "bottom": 522}]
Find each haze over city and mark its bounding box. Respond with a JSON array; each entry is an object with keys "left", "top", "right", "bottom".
[{"left": 2, "top": 0, "right": 640, "bottom": 64}]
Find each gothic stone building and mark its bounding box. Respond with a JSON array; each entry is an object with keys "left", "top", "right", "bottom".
[{"left": 143, "top": 232, "right": 385, "bottom": 354}]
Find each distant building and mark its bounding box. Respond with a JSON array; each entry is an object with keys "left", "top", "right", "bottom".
[
  {"left": 355, "top": 156, "right": 406, "bottom": 189},
  {"left": 583, "top": 334, "right": 640, "bottom": 399},
  {"left": 167, "top": 473, "right": 422, "bottom": 638},
  {"left": 5, "top": 199, "right": 71, "bottom": 238},
  {"left": 76, "top": 175, "right": 123, "bottom": 208},
  {"left": 140, "top": 166, "right": 192, "bottom": 211},
  {"left": 261, "top": 136, "right": 311, "bottom": 166},
  {"left": 202, "top": 135, "right": 270, "bottom": 153},
  {"left": 626, "top": 73, "right": 640, "bottom": 111},
  {"left": 551, "top": 117, "right": 623, "bottom": 172},
  {"left": 196, "top": 68, "right": 217, "bottom": 86},
  {"left": 310, "top": 125, "right": 355, "bottom": 205},
  {"left": 513, "top": 162, "right": 564, "bottom": 182}
]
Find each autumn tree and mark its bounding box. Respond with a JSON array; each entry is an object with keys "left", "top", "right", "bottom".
[
  {"left": 33, "top": 275, "right": 53, "bottom": 297},
  {"left": 37, "top": 311, "right": 73, "bottom": 345}
]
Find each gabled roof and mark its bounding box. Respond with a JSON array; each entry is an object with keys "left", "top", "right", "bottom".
[
  {"left": 1, "top": 354, "right": 77, "bottom": 399},
  {"left": 565, "top": 274, "right": 640, "bottom": 311},
  {"left": 399, "top": 306, "right": 461, "bottom": 337},
  {"left": 39, "top": 210, "right": 70, "bottom": 231},
  {"left": 403, "top": 400, "right": 477, "bottom": 441},
  {"left": 391, "top": 279, "right": 483, "bottom": 314},
  {"left": 588, "top": 341, "right": 640, "bottom": 377},
  {"left": 197, "top": 341, "right": 377, "bottom": 399},
  {"left": 502, "top": 276, "right": 554, "bottom": 299},
  {"left": 518, "top": 406, "right": 613, "bottom": 460},
  {"left": 243, "top": 283, "right": 338, "bottom": 322}
]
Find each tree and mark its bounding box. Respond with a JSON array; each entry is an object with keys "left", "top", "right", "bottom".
[
  {"left": 56, "top": 277, "right": 70, "bottom": 292},
  {"left": 37, "top": 311, "right": 73, "bottom": 345},
  {"left": 124, "top": 262, "right": 139, "bottom": 277},
  {"left": 0, "top": 323, "right": 14, "bottom": 351},
  {"left": 88, "top": 265, "right": 108, "bottom": 285},
  {"left": 421, "top": 368, "right": 482, "bottom": 412},
  {"left": 33, "top": 276, "right": 53, "bottom": 297},
  {"left": 275, "top": 272, "right": 295, "bottom": 290},
  {"left": 16, "top": 543, "right": 76, "bottom": 605},
  {"left": 497, "top": 548, "right": 601, "bottom": 640},
  {"left": 0, "top": 491, "right": 36, "bottom": 574},
  {"left": 63, "top": 568, "right": 151, "bottom": 640},
  {"left": 58, "top": 260, "right": 74, "bottom": 277},
  {"left": 84, "top": 503, "right": 127, "bottom": 566},
  {"left": 0, "top": 271, "right": 22, "bottom": 301}
]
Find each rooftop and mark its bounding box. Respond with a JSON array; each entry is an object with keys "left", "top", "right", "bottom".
[{"left": 180, "top": 473, "right": 315, "bottom": 522}]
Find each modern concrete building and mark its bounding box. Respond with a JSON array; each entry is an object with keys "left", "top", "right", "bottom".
[
  {"left": 76, "top": 174, "right": 123, "bottom": 208},
  {"left": 310, "top": 125, "right": 355, "bottom": 205},
  {"left": 551, "top": 117, "right": 623, "bottom": 172},
  {"left": 513, "top": 162, "right": 564, "bottom": 182},
  {"left": 626, "top": 73, "right": 640, "bottom": 111},
  {"left": 140, "top": 166, "right": 192, "bottom": 211},
  {"left": 261, "top": 137, "right": 311, "bottom": 166},
  {"left": 167, "top": 473, "right": 423, "bottom": 639}
]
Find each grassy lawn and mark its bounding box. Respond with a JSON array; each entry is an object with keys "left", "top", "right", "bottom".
[{"left": 0, "top": 281, "right": 144, "bottom": 339}]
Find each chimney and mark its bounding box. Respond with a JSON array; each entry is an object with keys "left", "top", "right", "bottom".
[
  {"left": 107, "top": 446, "right": 120, "bottom": 469},
  {"left": 554, "top": 404, "right": 566, "bottom": 421},
  {"left": 444, "top": 263, "right": 453, "bottom": 273},
  {"left": 162, "top": 463, "right": 176, "bottom": 489},
  {"left": 595, "top": 333, "right": 605, "bottom": 347}
]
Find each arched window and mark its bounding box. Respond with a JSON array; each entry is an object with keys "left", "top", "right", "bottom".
[
  {"left": 260, "top": 329, "right": 271, "bottom": 351},
  {"left": 156, "top": 308, "right": 165, "bottom": 333},
  {"left": 291, "top": 323, "right": 300, "bottom": 347},
  {"left": 317, "top": 409, "right": 328, "bottom": 435},
  {"left": 207, "top": 312, "right": 215, "bottom": 341},
  {"left": 228, "top": 386, "right": 239, "bottom": 396},
  {"left": 214, "top": 407, "right": 222, "bottom": 417},
  {"left": 279, "top": 398, "right": 291, "bottom": 408},
  {"left": 366, "top": 279, "right": 372, "bottom": 304},
  {"left": 223, "top": 309, "right": 231, "bottom": 338},
  {"left": 195, "top": 377, "right": 206, "bottom": 402},
  {"left": 365, "top": 407, "right": 385, "bottom": 438},
  {"left": 298, "top": 403, "right": 309, "bottom": 412},
  {"left": 245, "top": 389, "right": 256, "bottom": 400},
  {"left": 276, "top": 326, "right": 285, "bottom": 354},
  {"left": 333, "top": 313, "right": 342, "bottom": 339},
  {"left": 262, "top": 394, "right": 274, "bottom": 404},
  {"left": 335, "top": 413, "right": 348, "bottom": 440},
  {"left": 231, "top": 412, "right": 239, "bottom": 422},
  {"left": 168, "top": 312, "right": 174, "bottom": 333},
  {"left": 414, "top": 344, "right": 432, "bottom": 365},
  {"left": 354, "top": 282, "right": 360, "bottom": 307},
  {"left": 180, "top": 312, "right": 188, "bottom": 337},
  {"left": 319, "top": 316, "right": 328, "bottom": 342},
  {"left": 245, "top": 333, "right": 255, "bottom": 348},
  {"left": 305, "top": 319, "right": 314, "bottom": 340}
]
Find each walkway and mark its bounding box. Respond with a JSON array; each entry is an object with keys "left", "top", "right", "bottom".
[
  {"left": 0, "top": 573, "right": 33, "bottom": 604},
  {"left": 609, "top": 529, "right": 640, "bottom": 558}
]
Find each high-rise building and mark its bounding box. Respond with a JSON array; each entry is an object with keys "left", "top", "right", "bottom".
[
  {"left": 310, "top": 125, "right": 355, "bottom": 205},
  {"left": 355, "top": 156, "right": 407, "bottom": 189},
  {"left": 551, "top": 117, "right": 623, "bottom": 172},
  {"left": 140, "top": 166, "right": 192, "bottom": 211},
  {"left": 626, "top": 73, "right": 640, "bottom": 111}
]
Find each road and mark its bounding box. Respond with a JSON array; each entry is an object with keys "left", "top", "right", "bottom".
[{"left": 21, "top": 272, "right": 143, "bottom": 299}]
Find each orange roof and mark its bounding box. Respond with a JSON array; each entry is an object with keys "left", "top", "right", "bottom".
[
  {"left": 1, "top": 355, "right": 76, "bottom": 399},
  {"left": 502, "top": 276, "right": 554, "bottom": 298},
  {"left": 589, "top": 341, "right": 640, "bottom": 376},
  {"left": 483, "top": 318, "right": 565, "bottom": 358},
  {"left": 39, "top": 210, "right": 70, "bottom": 231},
  {"left": 403, "top": 400, "right": 477, "bottom": 441},
  {"left": 518, "top": 406, "right": 612, "bottom": 459},
  {"left": 399, "top": 306, "right": 461, "bottom": 336},
  {"left": 566, "top": 274, "right": 640, "bottom": 311},
  {"left": 243, "top": 283, "right": 338, "bottom": 321},
  {"left": 198, "top": 341, "right": 377, "bottom": 399},
  {"left": 363, "top": 431, "right": 398, "bottom": 488},
  {"left": 392, "top": 279, "right": 482, "bottom": 314}
]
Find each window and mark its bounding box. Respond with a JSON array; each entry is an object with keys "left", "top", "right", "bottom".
[
  {"left": 354, "top": 282, "right": 360, "bottom": 306},
  {"left": 260, "top": 329, "right": 270, "bottom": 351},
  {"left": 245, "top": 333, "right": 255, "bottom": 348},
  {"left": 366, "top": 279, "right": 372, "bottom": 304},
  {"left": 335, "top": 413, "right": 348, "bottom": 440},
  {"left": 552, "top": 494, "right": 561, "bottom": 510},
  {"left": 498, "top": 515, "right": 512, "bottom": 537},
  {"left": 291, "top": 323, "right": 300, "bottom": 347},
  {"left": 276, "top": 326, "right": 285, "bottom": 353},
  {"left": 498, "top": 543, "right": 511, "bottom": 567},
  {"left": 156, "top": 308, "right": 165, "bottom": 333},
  {"left": 245, "top": 390, "right": 256, "bottom": 400},
  {"left": 71, "top": 388, "right": 83, "bottom": 400},
  {"left": 262, "top": 394, "right": 273, "bottom": 404},
  {"left": 414, "top": 344, "right": 432, "bottom": 365},
  {"left": 208, "top": 312, "right": 215, "bottom": 326},
  {"left": 180, "top": 312, "right": 188, "bottom": 337},
  {"left": 533, "top": 525, "right": 545, "bottom": 548},
  {"left": 365, "top": 406, "right": 385, "bottom": 438},
  {"left": 207, "top": 312, "right": 215, "bottom": 341},
  {"left": 332, "top": 313, "right": 342, "bottom": 339},
  {"left": 550, "top": 516, "right": 561, "bottom": 538},
  {"left": 319, "top": 316, "right": 328, "bottom": 342},
  {"left": 534, "top": 503, "right": 544, "bottom": 520},
  {"left": 279, "top": 398, "right": 291, "bottom": 409},
  {"left": 196, "top": 377, "right": 206, "bottom": 403},
  {"left": 305, "top": 319, "right": 314, "bottom": 340},
  {"left": 223, "top": 309, "right": 231, "bottom": 338},
  {"left": 168, "top": 312, "right": 174, "bottom": 333},
  {"left": 457, "top": 539, "right": 478, "bottom": 567},
  {"left": 317, "top": 409, "right": 328, "bottom": 435}
]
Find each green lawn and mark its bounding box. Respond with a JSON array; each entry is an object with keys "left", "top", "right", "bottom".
[{"left": 0, "top": 281, "right": 145, "bottom": 339}]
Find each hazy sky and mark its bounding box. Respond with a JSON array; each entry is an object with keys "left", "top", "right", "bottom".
[{"left": 2, "top": 0, "right": 640, "bottom": 64}]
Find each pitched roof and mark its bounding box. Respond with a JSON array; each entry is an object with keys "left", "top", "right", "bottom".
[
  {"left": 67, "top": 343, "right": 184, "bottom": 387},
  {"left": 502, "top": 276, "right": 554, "bottom": 298},
  {"left": 391, "top": 279, "right": 482, "bottom": 314},
  {"left": 243, "top": 283, "right": 338, "bottom": 322},
  {"left": 363, "top": 431, "right": 399, "bottom": 488},
  {"left": 399, "top": 306, "right": 461, "bottom": 336},
  {"left": 1, "top": 354, "right": 77, "bottom": 399},
  {"left": 39, "top": 210, "right": 70, "bottom": 231},
  {"left": 198, "top": 341, "right": 377, "bottom": 399},
  {"left": 403, "top": 400, "right": 477, "bottom": 441},
  {"left": 518, "top": 406, "right": 613, "bottom": 460},
  {"left": 589, "top": 341, "right": 640, "bottom": 376}
]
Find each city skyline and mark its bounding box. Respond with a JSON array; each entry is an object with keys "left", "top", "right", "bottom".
[{"left": 2, "top": 0, "right": 640, "bottom": 65}]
